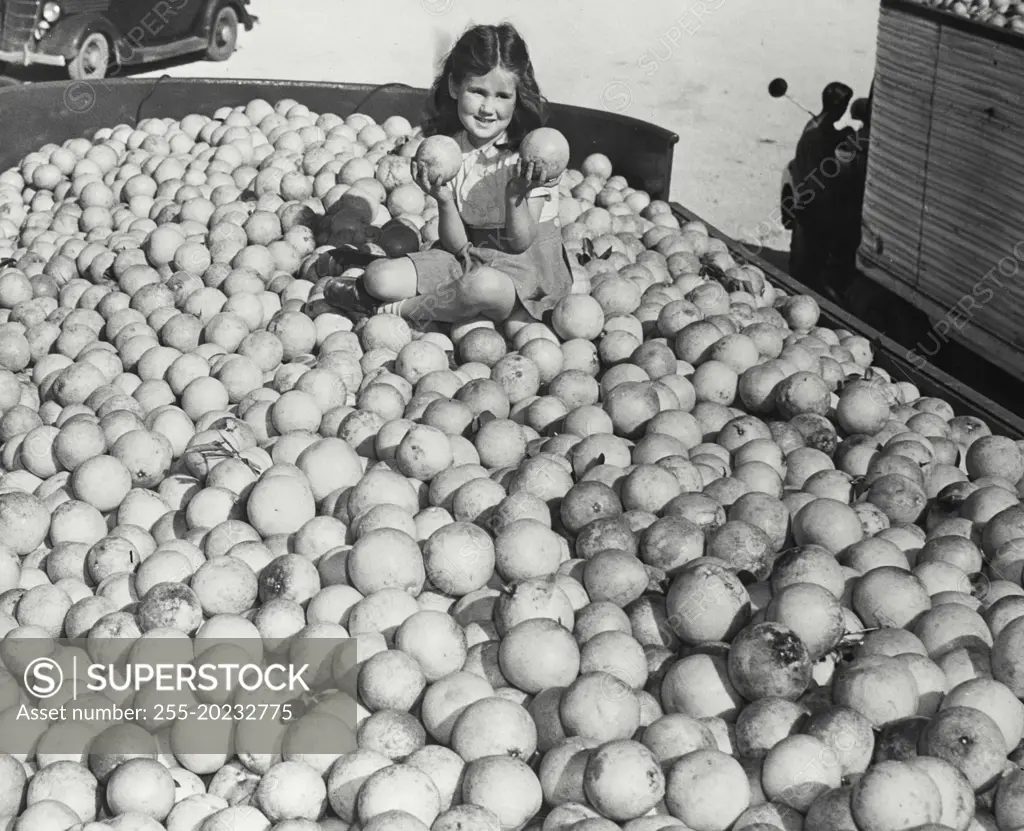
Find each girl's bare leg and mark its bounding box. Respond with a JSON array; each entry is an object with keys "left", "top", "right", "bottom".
[
  {"left": 323, "top": 257, "right": 418, "bottom": 318},
  {"left": 362, "top": 258, "right": 418, "bottom": 301},
  {"left": 396, "top": 266, "right": 518, "bottom": 325},
  {"left": 328, "top": 253, "right": 517, "bottom": 324}
]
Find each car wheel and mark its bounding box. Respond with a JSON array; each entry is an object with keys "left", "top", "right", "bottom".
[
  {"left": 69, "top": 32, "right": 111, "bottom": 81},
  {"left": 206, "top": 5, "right": 239, "bottom": 61}
]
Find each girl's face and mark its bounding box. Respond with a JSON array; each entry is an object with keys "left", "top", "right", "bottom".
[{"left": 450, "top": 67, "right": 518, "bottom": 146}]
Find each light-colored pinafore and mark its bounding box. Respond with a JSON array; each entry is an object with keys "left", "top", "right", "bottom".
[{"left": 408, "top": 129, "right": 574, "bottom": 320}]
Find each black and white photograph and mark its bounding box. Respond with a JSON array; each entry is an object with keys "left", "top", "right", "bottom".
[{"left": 2, "top": 1, "right": 1024, "bottom": 829}]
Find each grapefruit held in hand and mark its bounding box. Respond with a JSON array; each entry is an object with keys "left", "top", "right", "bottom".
[
  {"left": 519, "top": 127, "right": 571, "bottom": 182},
  {"left": 414, "top": 135, "right": 463, "bottom": 187}
]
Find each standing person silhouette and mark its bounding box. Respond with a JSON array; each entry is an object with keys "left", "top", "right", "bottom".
[{"left": 788, "top": 81, "right": 855, "bottom": 299}]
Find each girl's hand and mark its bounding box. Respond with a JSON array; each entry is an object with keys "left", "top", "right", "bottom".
[
  {"left": 456, "top": 242, "right": 473, "bottom": 275},
  {"left": 507, "top": 159, "right": 559, "bottom": 203},
  {"left": 411, "top": 159, "right": 454, "bottom": 204},
  {"left": 516, "top": 159, "right": 561, "bottom": 188}
]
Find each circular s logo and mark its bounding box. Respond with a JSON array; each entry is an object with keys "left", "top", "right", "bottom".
[
  {"left": 24, "top": 657, "right": 64, "bottom": 699},
  {"left": 421, "top": 0, "right": 454, "bottom": 14},
  {"left": 600, "top": 81, "right": 633, "bottom": 114},
  {"left": 63, "top": 81, "right": 96, "bottom": 114}
]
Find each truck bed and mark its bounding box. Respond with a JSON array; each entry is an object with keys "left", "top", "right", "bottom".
[
  {"left": 2, "top": 76, "right": 1020, "bottom": 438},
  {"left": 674, "top": 204, "right": 1024, "bottom": 439},
  {"left": 0, "top": 77, "right": 678, "bottom": 197}
]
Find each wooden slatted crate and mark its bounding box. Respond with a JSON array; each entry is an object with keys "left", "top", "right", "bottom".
[
  {"left": 858, "top": 0, "right": 1024, "bottom": 380},
  {"left": 859, "top": 3, "right": 940, "bottom": 292}
]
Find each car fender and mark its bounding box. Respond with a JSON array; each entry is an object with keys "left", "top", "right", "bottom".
[
  {"left": 43, "top": 13, "right": 120, "bottom": 62},
  {"left": 197, "top": 0, "right": 257, "bottom": 35}
]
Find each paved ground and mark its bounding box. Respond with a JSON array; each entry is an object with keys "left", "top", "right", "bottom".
[{"left": 9, "top": 0, "right": 880, "bottom": 251}]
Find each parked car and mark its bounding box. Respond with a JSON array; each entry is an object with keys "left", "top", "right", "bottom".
[{"left": 0, "top": 0, "right": 257, "bottom": 80}]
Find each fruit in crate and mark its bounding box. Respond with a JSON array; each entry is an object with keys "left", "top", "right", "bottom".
[{"left": 914, "top": 0, "right": 1024, "bottom": 32}]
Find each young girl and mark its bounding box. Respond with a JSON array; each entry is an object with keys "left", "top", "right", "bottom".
[{"left": 324, "top": 23, "right": 576, "bottom": 324}]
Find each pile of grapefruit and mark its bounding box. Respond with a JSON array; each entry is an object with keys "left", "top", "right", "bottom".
[
  {"left": 914, "top": 0, "right": 1024, "bottom": 33},
  {"left": 0, "top": 97, "right": 1023, "bottom": 831}
]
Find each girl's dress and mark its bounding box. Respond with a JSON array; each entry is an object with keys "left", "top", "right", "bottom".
[{"left": 408, "top": 130, "right": 574, "bottom": 320}]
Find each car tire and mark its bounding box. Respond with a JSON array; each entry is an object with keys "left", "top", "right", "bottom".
[
  {"left": 68, "top": 32, "right": 111, "bottom": 81},
  {"left": 206, "top": 5, "right": 239, "bottom": 61}
]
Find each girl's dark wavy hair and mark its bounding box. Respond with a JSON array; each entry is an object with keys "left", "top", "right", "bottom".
[{"left": 422, "top": 23, "right": 547, "bottom": 150}]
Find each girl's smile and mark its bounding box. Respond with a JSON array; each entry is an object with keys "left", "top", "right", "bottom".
[{"left": 450, "top": 67, "right": 518, "bottom": 147}]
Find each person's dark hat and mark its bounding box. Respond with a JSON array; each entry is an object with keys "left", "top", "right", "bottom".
[{"left": 822, "top": 82, "right": 854, "bottom": 115}]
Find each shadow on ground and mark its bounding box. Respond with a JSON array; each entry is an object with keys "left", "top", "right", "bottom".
[{"left": 0, "top": 52, "right": 205, "bottom": 84}]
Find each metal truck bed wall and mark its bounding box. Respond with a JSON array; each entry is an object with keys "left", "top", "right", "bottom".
[
  {"left": 0, "top": 76, "right": 1020, "bottom": 438},
  {"left": 0, "top": 77, "right": 678, "bottom": 200}
]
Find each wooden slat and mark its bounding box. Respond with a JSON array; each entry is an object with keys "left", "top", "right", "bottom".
[
  {"left": 860, "top": 1, "right": 1024, "bottom": 383},
  {"left": 858, "top": 250, "right": 1024, "bottom": 383},
  {"left": 916, "top": 26, "right": 1024, "bottom": 360},
  {"left": 859, "top": 5, "right": 940, "bottom": 291}
]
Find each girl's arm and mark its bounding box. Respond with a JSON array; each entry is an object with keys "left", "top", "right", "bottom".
[
  {"left": 435, "top": 191, "right": 470, "bottom": 255},
  {"left": 412, "top": 160, "right": 469, "bottom": 257},
  {"left": 504, "top": 160, "right": 557, "bottom": 255}
]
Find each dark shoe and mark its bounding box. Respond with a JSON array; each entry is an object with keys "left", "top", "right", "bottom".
[
  {"left": 323, "top": 276, "right": 378, "bottom": 319},
  {"left": 328, "top": 245, "right": 386, "bottom": 270}
]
